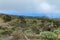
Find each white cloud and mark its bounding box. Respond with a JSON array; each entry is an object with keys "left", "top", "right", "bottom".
[
  {"left": 40, "top": 2, "right": 51, "bottom": 12},
  {"left": 0, "top": 0, "right": 58, "bottom": 13},
  {"left": 0, "top": 0, "right": 60, "bottom": 17}
]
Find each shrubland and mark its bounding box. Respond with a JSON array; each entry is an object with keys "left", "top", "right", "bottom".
[{"left": 0, "top": 14, "right": 60, "bottom": 40}]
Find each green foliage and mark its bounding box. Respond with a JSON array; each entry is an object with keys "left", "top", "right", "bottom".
[
  {"left": 0, "top": 30, "right": 5, "bottom": 37},
  {"left": 54, "top": 29, "right": 60, "bottom": 34},
  {"left": 4, "top": 29, "right": 13, "bottom": 35},
  {"left": 0, "top": 14, "right": 60, "bottom": 39},
  {"left": 2, "top": 15, "right": 11, "bottom": 22},
  {"left": 31, "top": 26, "right": 40, "bottom": 34},
  {"left": 53, "top": 29, "right": 60, "bottom": 40},
  {"left": 18, "top": 16, "right": 26, "bottom": 23},
  {"left": 40, "top": 31, "right": 56, "bottom": 40},
  {"left": 26, "top": 34, "right": 40, "bottom": 39}
]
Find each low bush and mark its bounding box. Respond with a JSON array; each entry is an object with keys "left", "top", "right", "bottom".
[{"left": 40, "top": 31, "right": 56, "bottom": 40}]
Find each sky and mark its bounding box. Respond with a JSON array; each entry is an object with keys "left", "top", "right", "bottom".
[{"left": 0, "top": 0, "right": 60, "bottom": 18}]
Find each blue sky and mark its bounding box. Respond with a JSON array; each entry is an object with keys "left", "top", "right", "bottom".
[{"left": 0, "top": 0, "right": 60, "bottom": 18}]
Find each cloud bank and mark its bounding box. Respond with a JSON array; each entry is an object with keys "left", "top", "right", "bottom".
[{"left": 0, "top": 0, "right": 60, "bottom": 18}]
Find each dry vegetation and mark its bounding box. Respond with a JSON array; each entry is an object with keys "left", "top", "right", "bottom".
[{"left": 0, "top": 14, "right": 60, "bottom": 40}]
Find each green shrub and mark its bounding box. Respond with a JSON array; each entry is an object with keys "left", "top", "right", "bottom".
[
  {"left": 53, "top": 29, "right": 60, "bottom": 40},
  {"left": 40, "top": 31, "right": 56, "bottom": 40},
  {"left": 2, "top": 15, "right": 11, "bottom": 22},
  {"left": 26, "top": 34, "right": 40, "bottom": 39},
  {"left": 31, "top": 26, "right": 40, "bottom": 34},
  {"left": 53, "top": 28, "right": 60, "bottom": 34},
  {"left": 0, "top": 30, "right": 5, "bottom": 37}
]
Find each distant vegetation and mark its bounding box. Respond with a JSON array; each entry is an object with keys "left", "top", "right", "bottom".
[{"left": 0, "top": 14, "right": 60, "bottom": 40}]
